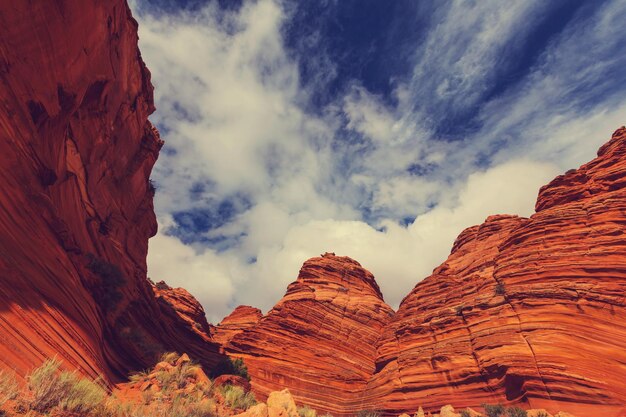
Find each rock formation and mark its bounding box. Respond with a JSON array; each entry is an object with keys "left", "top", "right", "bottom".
[
  {"left": 1, "top": 0, "right": 625, "bottom": 416},
  {"left": 213, "top": 306, "right": 263, "bottom": 345},
  {"left": 226, "top": 128, "right": 626, "bottom": 417},
  {"left": 0, "top": 0, "right": 222, "bottom": 382},
  {"left": 226, "top": 253, "right": 395, "bottom": 416},
  {"left": 369, "top": 127, "right": 626, "bottom": 417}
]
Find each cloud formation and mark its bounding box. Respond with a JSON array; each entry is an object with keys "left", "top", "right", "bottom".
[{"left": 133, "top": 0, "right": 626, "bottom": 322}]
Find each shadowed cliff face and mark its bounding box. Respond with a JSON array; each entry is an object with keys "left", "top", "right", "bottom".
[
  {"left": 0, "top": 0, "right": 222, "bottom": 381},
  {"left": 225, "top": 128, "right": 626, "bottom": 417}
]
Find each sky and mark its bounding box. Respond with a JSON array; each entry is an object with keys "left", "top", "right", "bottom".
[{"left": 129, "top": 0, "right": 626, "bottom": 323}]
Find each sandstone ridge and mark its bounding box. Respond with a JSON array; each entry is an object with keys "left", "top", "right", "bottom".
[
  {"left": 0, "top": 0, "right": 223, "bottom": 382},
  {"left": 226, "top": 127, "right": 626, "bottom": 417}
]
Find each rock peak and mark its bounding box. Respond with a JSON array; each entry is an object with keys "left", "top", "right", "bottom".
[
  {"left": 291, "top": 252, "right": 385, "bottom": 301},
  {"left": 213, "top": 305, "right": 263, "bottom": 345}
]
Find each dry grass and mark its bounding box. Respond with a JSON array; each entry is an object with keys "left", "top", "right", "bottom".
[
  {"left": 160, "top": 352, "right": 181, "bottom": 364},
  {"left": 3, "top": 353, "right": 241, "bottom": 417},
  {"left": 0, "top": 369, "right": 19, "bottom": 403},
  {"left": 298, "top": 405, "right": 317, "bottom": 417},
  {"left": 27, "top": 358, "right": 107, "bottom": 413},
  {"left": 220, "top": 384, "right": 257, "bottom": 410}
]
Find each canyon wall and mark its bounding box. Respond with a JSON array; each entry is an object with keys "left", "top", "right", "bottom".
[
  {"left": 226, "top": 254, "right": 395, "bottom": 416},
  {"left": 0, "top": 0, "right": 222, "bottom": 382},
  {"left": 1, "top": 1, "right": 625, "bottom": 416},
  {"left": 227, "top": 127, "right": 626, "bottom": 417}
]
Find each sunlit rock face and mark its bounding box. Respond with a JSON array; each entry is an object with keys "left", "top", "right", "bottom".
[
  {"left": 1, "top": 0, "right": 626, "bottom": 415},
  {"left": 226, "top": 128, "right": 626, "bottom": 417},
  {"left": 226, "top": 253, "right": 395, "bottom": 416},
  {"left": 0, "top": 0, "right": 222, "bottom": 381},
  {"left": 213, "top": 305, "right": 263, "bottom": 345}
]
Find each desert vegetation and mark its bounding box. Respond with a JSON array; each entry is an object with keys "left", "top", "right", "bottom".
[
  {"left": 0, "top": 352, "right": 258, "bottom": 417},
  {"left": 210, "top": 357, "right": 251, "bottom": 381},
  {"left": 86, "top": 255, "right": 126, "bottom": 311},
  {"left": 482, "top": 404, "right": 528, "bottom": 417},
  {"left": 0, "top": 357, "right": 571, "bottom": 417}
]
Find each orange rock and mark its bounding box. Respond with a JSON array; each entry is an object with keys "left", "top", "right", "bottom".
[
  {"left": 267, "top": 389, "right": 299, "bottom": 417},
  {"left": 213, "top": 306, "right": 264, "bottom": 345},
  {"left": 226, "top": 253, "right": 394, "bottom": 416},
  {"left": 235, "top": 403, "right": 270, "bottom": 417},
  {"left": 0, "top": 0, "right": 223, "bottom": 382},
  {"left": 369, "top": 127, "right": 626, "bottom": 416},
  {"left": 223, "top": 129, "right": 626, "bottom": 417}
]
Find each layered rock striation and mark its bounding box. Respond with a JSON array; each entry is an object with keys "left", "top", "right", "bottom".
[
  {"left": 0, "top": 0, "right": 222, "bottom": 381},
  {"left": 1, "top": 0, "right": 626, "bottom": 415},
  {"left": 369, "top": 127, "right": 626, "bottom": 417},
  {"left": 226, "top": 253, "right": 395, "bottom": 416},
  {"left": 226, "top": 128, "right": 626, "bottom": 417},
  {"left": 213, "top": 306, "right": 263, "bottom": 345}
]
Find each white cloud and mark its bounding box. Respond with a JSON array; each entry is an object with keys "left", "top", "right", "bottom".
[
  {"left": 133, "top": 0, "right": 626, "bottom": 322},
  {"left": 147, "top": 231, "right": 237, "bottom": 321}
]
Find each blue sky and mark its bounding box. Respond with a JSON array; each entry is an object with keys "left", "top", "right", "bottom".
[{"left": 131, "top": 0, "right": 626, "bottom": 322}]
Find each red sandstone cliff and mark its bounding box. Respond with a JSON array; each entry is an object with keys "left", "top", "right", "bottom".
[
  {"left": 368, "top": 128, "right": 626, "bottom": 417},
  {"left": 213, "top": 305, "right": 263, "bottom": 345},
  {"left": 0, "top": 0, "right": 222, "bottom": 381},
  {"left": 225, "top": 128, "right": 626, "bottom": 417},
  {"left": 1, "top": 1, "right": 626, "bottom": 415},
  {"left": 226, "top": 253, "right": 395, "bottom": 416}
]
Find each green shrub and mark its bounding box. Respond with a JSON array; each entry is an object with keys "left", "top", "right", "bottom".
[
  {"left": 495, "top": 282, "right": 506, "bottom": 296},
  {"left": 0, "top": 369, "right": 18, "bottom": 403},
  {"left": 129, "top": 369, "right": 150, "bottom": 383},
  {"left": 460, "top": 410, "right": 472, "bottom": 417},
  {"left": 87, "top": 256, "right": 126, "bottom": 311},
  {"left": 220, "top": 384, "right": 256, "bottom": 410},
  {"left": 210, "top": 356, "right": 250, "bottom": 381},
  {"left": 356, "top": 410, "right": 381, "bottom": 417},
  {"left": 28, "top": 358, "right": 69, "bottom": 412},
  {"left": 58, "top": 373, "right": 106, "bottom": 413},
  {"left": 482, "top": 403, "right": 505, "bottom": 417},
  {"left": 506, "top": 407, "right": 527, "bottom": 417},
  {"left": 27, "top": 358, "right": 106, "bottom": 413},
  {"left": 299, "top": 405, "right": 317, "bottom": 417}
]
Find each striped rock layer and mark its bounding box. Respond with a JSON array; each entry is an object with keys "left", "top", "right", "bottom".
[
  {"left": 213, "top": 305, "right": 263, "bottom": 345},
  {"left": 1, "top": 0, "right": 626, "bottom": 415},
  {"left": 226, "top": 128, "right": 626, "bottom": 417},
  {"left": 0, "top": 0, "right": 222, "bottom": 382},
  {"left": 226, "top": 253, "right": 395, "bottom": 416}
]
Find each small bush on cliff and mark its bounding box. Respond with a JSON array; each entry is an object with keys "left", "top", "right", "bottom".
[
  {"left": 27, "top": 358, "right": 106, "bottom": 413},
  {"left": 299, "top": 405, "right": 317, "bottom": 417},
  {"left": 356, "top": 410, "right": 381, "bottom": 417},
  {"left": 459, "top": 410, "right": 472, "bottom": 417},
  {"left": 0, "top": 369, "right": 18, "bottom": 403},
  {"left": 87, "top": 255, "right": 126, "bottom": 311},
  {"left": 494, "top": 282, "right": 506, "bottom": 296},
  {"left": 219, "top": 384, "right": 256, "bottom": 410},
  {"left": 148, "top": 179, "right": 157, "bottom": 196},
  {"left": 506, "top": 407, "right": 527, "bottom": 417},
  {"left": 210, "top": 356, "right": 250, "bottom": 381},
  {"left": 482, "top": 403, "right": 505, "bottom": 417}
]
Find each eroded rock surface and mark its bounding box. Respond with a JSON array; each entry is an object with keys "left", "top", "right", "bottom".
[
  {"left": 0, "top": 0, "right": 221, "bottom": 381},
  {"left": 225, "top": 128, "right": 626, "bottom": 417},
  {"left": 213, "top": 306, "right": 263, "bottom": 345},
  {"left": 226, "top": 253, "right": 395, "bottom": 416}
]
